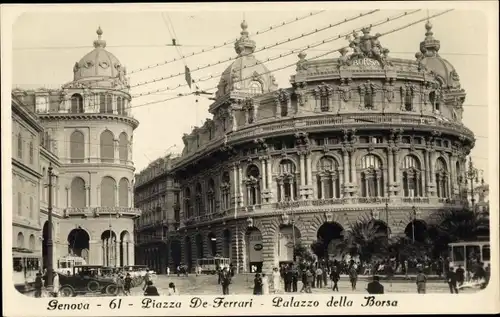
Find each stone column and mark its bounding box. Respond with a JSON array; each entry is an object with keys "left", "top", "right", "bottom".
[
  {"left": 260, "top": 159, "right": 267, "bottom": 189},
  {"left": 128, "top": 186, "right": 133, "bottom": 208},
  {"left": 343, "top": 150, "right": 349, "bottom": 183},
  {"left": 232, "top": 163, "right": 238, "bottom": 207},
  {"left": 261, "top": 231, "right": 276, "bottom": 274},
  {"left": 85, "top": 186, "right": 90, "bottom": 207},
  {"left": 394, "top": 150, "right": 400, "bottom": 185},
  {"left": 338, "top": 170, "right": 344, "bottom": 197},
  {"left": 349, "top": 152, "right": 356, "bottom": 184},
  {"left": 238, "top": 165, "right": 243, "bottom": 207},
  {"left": 266, "top": 159, "right": 272, "bottom": 190},
  {"left": 115, "top": 239, "right": 119, "bottom": 267},
  {"left": 320, "top": 176, "right": 325, "bottom": 199},
  {"left": 279, "top": 181, "right": 284, "bottom": 202},
  {"left": 114, "top": 185, "right": 119, "bottom": 207},
  {"left": 299, "top": 154, "right": 306, "bottom": 186},
  {"left": 66, "top": 187, "right": 70, "bottom": 208},
  {"left": 114, "top": 139, "right": 120, "bottom": 164},
  {"left": 306, "top": 154, "right": 313, "bottom": 186},
  {"left": 388, "top": 148, "right": 394, "bottom": 184},
  {"left": 376, "top": 173, "right": 381, "bottom": 197},
  {"left": 332, "top": 176, "right": 337, "bottom": 198}
]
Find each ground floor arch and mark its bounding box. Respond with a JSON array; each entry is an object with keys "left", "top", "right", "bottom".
[
  {"left": 195, "top": 234, "right": 204, "bottom": 259},
  {"left": 246, "top": 227, "right": 263, "bottom": 273},
  {"left": 315, "top": 221, "right": 345, "bottom": 260},
  {"left": 119, "top": 230, "right": 132, "bottom": 267},
  {"left": 101, "top": 230, "right": 117, "bottom": 266},
  {"left": 277, "top": 225, "right": 301, "bottom": 264},
  {"left": 222, "top": 229, "right": 231, "bottom": 259},
  {"left": 67, "top": 227, "right": 90, "bottom": 262},
  {"left": 185, "top": 236, "right": 192, "bottom": 270},
  {"left": 404, "top": 219, "right": 428, "bottom": 243}
]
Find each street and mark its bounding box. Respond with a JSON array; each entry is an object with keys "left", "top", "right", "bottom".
[{"left": 128, "top": 274, "right": 480, "bottom": 296}]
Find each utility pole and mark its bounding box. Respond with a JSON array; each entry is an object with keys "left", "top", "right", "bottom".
[{"left": 46, "top": 163, "right": 54, "bottom": 288}]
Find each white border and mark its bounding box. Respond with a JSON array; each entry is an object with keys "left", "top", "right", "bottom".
[{"left": 1, "top": 2, "right": 499, "bottom": 316}]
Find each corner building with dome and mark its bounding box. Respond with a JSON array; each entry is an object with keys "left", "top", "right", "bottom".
[
  {"left": 165, "top": 20, "right": 475, "bottom": 273},
  {"left": 12, "top": 28, "right": 140, "bottom": 267}
]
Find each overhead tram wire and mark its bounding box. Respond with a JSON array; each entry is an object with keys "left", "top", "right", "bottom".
[
  {"left": 17, "top": 10, "right": 414, "bottom": 109},
  {"left": 130, "top": 9, "right": 382, "bottom": 90},
  {"left": 131, "top": 9, "right": 421, "bottom": 98},
  {"left": 127, "top": 10, "right": 327, "bottom": 75},
  {"left": 128, "top": 9, "right": 453, "bottom": 110}
]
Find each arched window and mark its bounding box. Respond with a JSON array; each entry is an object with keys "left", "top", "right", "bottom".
[
  {"left": 317, "top": 157, "right": 340, "bottom": 199},
  {"left": 320, "top": 95, "right": 329, "bottom": 112},
  {"left": 70, "top": 94, "right": 84, "bottom": 113},
  {"left": 277, "top": 159, "right": 297, "bottom": 201},
  {"left": 195, "top": 183, "right": 203, "bottom": 217},
  {"left": 29, "top": 234, "right": 36, "bottom": 251},
  {"left": 119, "top": 178, "right": 129, "bottom": 207},
  {"left": 119, "top": 132, "right": 128, "bottom": 163},
  {"left": 117, "top": 97, "right": 124, "bottom": 115},
  {"left": 99, "top": 93, "right": 113, "bottom": 114},
  {"left": 17, "top": 232, "right": 24, "bottom": 248},
  {"left": 220, "top": 172, "right": 231, "bottom": 211},
  {"left": 71, "top": 177, "right": 86, "bottom": 208},
  {"left": 17, "top": 133, "right": 22, "bottom": 158},
  {"left": 184, "top": 187, "right": 192, "bottom": 218},
  {"left": 207, "top": 179, "right": 216, "bottom": 214},
  {"left": 360, "top": 154, "right": 383, "bottom": 197},
  {"left": 29, "top": 141, "right": 34, "bottom": 164},
  {"left": 100, "top": 176, "right": 116, "bottom": 207},
  {"left": 249, "top": 81, "right": 263, "bottom": 95},
  {"left": 100, "top": 130, "right": 114, "bottom": 163},
  {"left": 70, "top": 131, "right": 85, "bottom": 163},
  {"left": 402, "top": 155, "right": 422, "bottom": 197},
  {"left": 435, "top": 157, "right": 449, "bottom": 198},
  {"left": 246, "top": 165, "right": 261, "bottom": 206}
]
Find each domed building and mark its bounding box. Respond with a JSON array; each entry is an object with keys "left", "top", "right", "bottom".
[
  {"left": 162, "top": 20, "right": 475, "bottom": 273},
  {"left": 12, "top": 27, "right": 140, "bottom": 267}
]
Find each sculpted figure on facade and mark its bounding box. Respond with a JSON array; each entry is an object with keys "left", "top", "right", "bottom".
[{"left": 296, "top": 51, "right": 308, "bottom": 72}]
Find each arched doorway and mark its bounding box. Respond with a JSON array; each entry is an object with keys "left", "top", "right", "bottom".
[
  {"left": 171, "top": 240, "right": 182, "bottom": 267},
  {"left": 404, "top": 220, "right": 428, "bottom": 243},
  {"left": 277, "top": 225, "right": 301, "bottom": 265},
  {"left": 195, "top": 234, "right": 204, "bottom": 259},
  {"left": 315, "top": 222, "right": 344, "bottom": 260},
  {"left": 184, "top": 236, "right": 192, "bottom": 270},
  {"left": 208, "top": 232, "right": 217, "bottom": 256},
  {"left": 67, "top": 227, "right": 90, "bottom": 262},
  {"left": 222, "top": 229, "right": 231, "bottom": 259},
  {"left": 120, "top": 231, "right": 131, "bottom": 266},
  {"left": 101, "top": 230, "right": 117, "bottom": 267},
  {"left": 246, "top": 227, "right": 263, "bottom": 273}
]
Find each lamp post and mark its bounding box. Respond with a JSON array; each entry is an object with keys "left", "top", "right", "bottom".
[
  {"left": 46, "top": 163, "right": 55, "bottom": 288},
  {"left": 411, "top": 206, "right": 417, "bottom": 243},
  {"left": 464, "top": 157, "right": 480, "bottom": 211},
  {"left": 386, "top": 182, "right": 390, "bottom": 238}
]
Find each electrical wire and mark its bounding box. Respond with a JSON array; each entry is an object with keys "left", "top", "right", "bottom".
[{"left": 130, "top": 9, "right": 381, "bottom": 89}]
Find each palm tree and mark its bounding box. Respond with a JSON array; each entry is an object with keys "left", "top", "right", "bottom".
[
  {"left": 336, "top": 215, "right": 389, "bottom": 263},
  {"left": 435, "top": 208, "right": 490, "bottom": 242}
]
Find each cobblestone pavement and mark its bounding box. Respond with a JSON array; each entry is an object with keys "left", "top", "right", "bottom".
[{"left": 128, "top": 274, "right": 480, "bottom": 296}]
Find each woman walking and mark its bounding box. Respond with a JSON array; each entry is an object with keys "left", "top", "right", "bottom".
[
  {"left": 262, "top": 273, "right": 269, "bottom": 295},
  {"left": 253, "top": 273, "right": 263, "bottom": 295},
  {"left": 272, "top": 268, "right": 281, "bottom": 293}
]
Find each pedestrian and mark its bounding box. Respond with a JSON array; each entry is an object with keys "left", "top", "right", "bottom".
[
  {"left": 272, "top": 267, "right": 281, "bottom": 293},
  {"left": 455, "top": 265, "right": 465, "bottom": 286},
  {"left": 300, "top": 267, "right": 307, "bottom": 292},
  {"left": 115, "top": 274, "right": 125, "bottom": 295},
  {"left": 143, "top": 281, "right": 160, "bottom": 296},
  {"left": 348, "top": 265, "right": 358, "bottom": 291},
  {"left": 315, "top": 266, "right": 323, "bottom": 288},
  {"left": 262, "top": 273, "right": 270, "bottom": 295},
  {"left": 322, "top": 266, "right": 328, "bottom": 287},
  {"left": 220, "top": 267, "right": 231, "bottom": 295},
  {"left": 305, "top": 268, "right": 313, "bottom": 293},
  {"left": 34, "top": 272, "right": 43, "bottom": 298},
  {"left": 447, "top": 267, "right": 459, "bottom": 294},
  {"left": 168, "top": 282, "right": 178, "bottom": 295},
  {"left": 52, "top": 271, "right": 60, "bottom": 297},
  {"left": 330, "top": 266, "right": 340, "bottom": 292},
  {"left": 177, "top": 265, "right": 181, "bottom": 277},
  {"left": 253, "top": 273, "right": 263, "bottom": 295},
  {"left": 166, "top": 266, "right": 170, "bottom": 276},
  {"left": 284, "top": 265, "right": 292, "bottom": 292},
  {"left": 124, "top": 273, "right": 132, "bottom": 296},
  {"left": 416, "top": 268, "right": 427, "bottom": 294},
  {"left": 291, "top": 264, "right": 299, "bottom": 292},
  {"left": 366, "top": 275, "right": 384, "bottom": 294}
]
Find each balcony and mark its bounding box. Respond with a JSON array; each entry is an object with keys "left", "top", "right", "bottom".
[{"left": 63, "top": 207, "right": 141, "bottom": 218}]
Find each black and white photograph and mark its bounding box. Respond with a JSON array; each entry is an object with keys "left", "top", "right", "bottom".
[{"left": 2, "top": 2, "right": 498, "bottom": 316}]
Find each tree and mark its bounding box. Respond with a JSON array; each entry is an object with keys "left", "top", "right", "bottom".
[
  {"left": 310, "top": 239, "right": 326, "bottom": 259},
  {"left": 435, "top": 208, "right": 490, "bottom": 242},
  {"left": 294, "top": 242, "right": 315, "bottom": 263},
  {"left": 336, "top": 216, "right": 389, "bottom": 263}
]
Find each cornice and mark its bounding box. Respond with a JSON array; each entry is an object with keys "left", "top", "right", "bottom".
[{"left": 38, "top": 113, "right": 140, "bottom": 130}]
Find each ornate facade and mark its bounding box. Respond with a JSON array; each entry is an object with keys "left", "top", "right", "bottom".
[
  {"left": 133, "top": 155, "right": 181, "bottom": 273},
  {"left": 12, "top": 27, "right": 140, "bottom": 267},
  {"left": 136, "top": 22, "right": 475, "bottom": 273}
]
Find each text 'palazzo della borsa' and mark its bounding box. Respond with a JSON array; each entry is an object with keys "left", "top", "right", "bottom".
[{"left": 134, "top": 21, "right": 474, "bottom": 273}]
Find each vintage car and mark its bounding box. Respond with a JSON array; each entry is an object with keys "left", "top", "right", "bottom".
[{"left": 58, "top": 265, "right": 118, "bottom": 297}]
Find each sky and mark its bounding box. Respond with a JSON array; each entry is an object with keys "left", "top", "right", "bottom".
[{"left": 9, "top": 3, "right": 494, "bottom": 183}]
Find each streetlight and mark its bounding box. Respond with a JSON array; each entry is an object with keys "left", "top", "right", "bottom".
[
  {"left": 46, "top": 163, "right": 56, "bottom": 288},
  {"left": 386, "top": 182, "right": 390, "bottom": 238},
  {"left": 464, "top": 157, "right": 481, "bottom": 211}
]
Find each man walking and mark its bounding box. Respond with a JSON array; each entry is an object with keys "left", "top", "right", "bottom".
[
  {"left": 315, "top": 266, "right": 323, "bottom": 288},
  {"left": 330, "top": 266, "right": 340, "bottom": 292},
  {"left": 416, "top": 268, "right": 427, "bottom": 294},
  {"left": 220, "top": 267, "right": 231, "bottom": 295},
  {"left": 447, "top": 267, "right": 459, "bottom": 294}
]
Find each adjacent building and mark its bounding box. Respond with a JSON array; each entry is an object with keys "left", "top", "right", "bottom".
[
  {"left": 134, "top": 21, "right": 476, "bottom": 273},
  {"left": 12, "top": 27, "right": 140, "bottom": 267}
]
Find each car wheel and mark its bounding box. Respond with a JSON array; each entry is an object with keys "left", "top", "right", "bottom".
[
  {"left": 87, "top": 280, "right": 100, "bottom": 292},
  {"left": 105, "top": 284, "right": 118, "bottom": 296},
  {"left": 59, "top": 286, "right": 74, "bottom": 297}
]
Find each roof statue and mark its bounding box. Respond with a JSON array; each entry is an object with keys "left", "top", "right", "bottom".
[{"left": 340, "top": 27, "right": 392, "bottom": 68}]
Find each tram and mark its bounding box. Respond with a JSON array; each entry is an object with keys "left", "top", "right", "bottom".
[
  {"left": 196, "top": 257, "right": 231, "bottom": 274},
  {"left": 448, "top": 240, "right": 490, "bottom": 271},
  {"left": 12, "top": 247, "right": 41, "bottom": 293},
  {"left": 55, "top": 255, "right": 87, "bottom": 275}
]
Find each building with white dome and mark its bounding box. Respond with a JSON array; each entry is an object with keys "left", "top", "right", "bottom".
[
  {"left": 12, "top": 27, "right": 140, "bottom": 268},
  {"left": 135, "top": 20, "right": 476, "bottom": 273}
]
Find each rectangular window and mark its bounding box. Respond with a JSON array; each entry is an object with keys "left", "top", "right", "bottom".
[
  {"left": 316, "top": 138, "right": 325, "bottom": 146},
  {"left": 359, "top": 137, "right": 369, "bottom": 143},
  {"left": 320, "top": 96, "right": 329, "bottom": 112},
  {"left": 327, "top": 137, "right": 339, "bottom": 145},
  {"left": 371, "top": 137, "right": 383, "bottom": 144},
  {"left": 17, "top": 192, "right": 22, "bottom": 216}
]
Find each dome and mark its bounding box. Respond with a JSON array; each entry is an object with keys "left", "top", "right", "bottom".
[
  {"left": 416, "top": 21, "right": 461, "bottom": 89},
  {"left": 72, "top": 27, "right": 125, "bottom": 82},
  {"left": 215, "top": 21, "right": 277, "bottom": 99}
]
